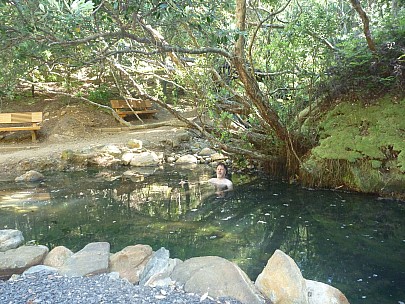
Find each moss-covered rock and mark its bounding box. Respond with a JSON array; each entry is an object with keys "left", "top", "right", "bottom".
[{"left": 301, "top": 96, "right": 405, "bottom": 199}]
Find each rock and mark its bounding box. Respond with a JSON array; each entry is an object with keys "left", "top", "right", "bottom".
[
  {"left": 59, "top": 242, "right": 110, "bottom": 277},
  {"left": 23, "top": 265, "right": 58, "bottom": 275},
  {"left": 139, "top": 247, "right": 172, "bottom": 286},
  {"left": 127, "top": 139, "right": 143, "bottom": 149},
  {"left": 89, "top": 153, "right": 120, "bottom": 167},
  {"left": 255, "top": 249, "right": 308, "bottom": 304},
  {"left": 122, "top": 152, "right": 135, "bottom": 165},
  {"left": 109, "top": 244, "right": 153, "bottom": 284},
  {"left": 43, "top": 246, "right": 74, "bottom": 268},
  {"left": 0, "top": 229, "right": 24, "bottom": 252},
  {"left": 306, "top": 280, "right": 350, "bottom": 304},
  {"left": 130, "top": 151, "right": 160, "bottom": 167},
  {"left": 198, "top": 147, "right": 216, "bottom": 156},
  {"left": 175, "top": 154, "right": 198, "bottom": 164},
  {"left": 101, "top": 144, "right": 122, "bottom": 156},
  {"left": 14, "top": 170, "right": 44, "bottom": 182},
  {"left": 211, "top": 153, "right": 227, "bottom": 162},
  {"left": 0, "top": 245, "right": 49, "bottom": 277},
  {"left": 171, "top": 256, "right": 265, "bottom": 304}
]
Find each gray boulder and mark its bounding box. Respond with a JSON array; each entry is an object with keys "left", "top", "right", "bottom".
[
  {"left": 171, "top": 256, "right": 265, "bottom": 304},
  {"left": 0, "top": 229, "right": 24, "bottom": 252},
  {"left": 0, "top": 245, "right": 49, "bottom": 277},
  {"left": 176, "top": 154, "right": 198, "bottom": 164},
  {"left": 15, "top": 170, "right": 44, "bottom": 182},
  {"left": 130, "top": 151, "right": 160, "bottom": 166},
  {"left": 59, "top": 242, "right": 110, "bottom": 277},
  {"left": 139, "top": 247, "right": 180, "bottom": 287}
]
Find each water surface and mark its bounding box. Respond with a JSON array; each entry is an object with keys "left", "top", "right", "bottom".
[{"left": 0, "top": 165, "right": 404, "bottom": 303}]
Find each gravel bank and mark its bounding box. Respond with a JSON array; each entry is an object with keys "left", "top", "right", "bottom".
[{"left": 0, "top": 271, "right": 242, "bottom": 304}]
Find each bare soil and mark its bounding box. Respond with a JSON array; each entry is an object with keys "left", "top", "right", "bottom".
[{"left": 0, "top": 94, "right": 196, "bottom": 177}]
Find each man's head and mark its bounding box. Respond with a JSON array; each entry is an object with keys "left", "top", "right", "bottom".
[{"left": 216, "top": 162, "right": 228, "bottom": 179}]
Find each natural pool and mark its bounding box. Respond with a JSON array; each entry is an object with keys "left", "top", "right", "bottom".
[{"left": 0, "top": 164, "right": 404, "bottom": 304}]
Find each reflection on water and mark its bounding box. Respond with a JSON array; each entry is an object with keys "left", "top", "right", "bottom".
[{"left": 0, "top": 165, "right": 404, "bottom": 304}]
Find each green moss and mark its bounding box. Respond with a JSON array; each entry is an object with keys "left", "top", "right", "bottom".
[
  {"left": 302, "top": 96, "right": 405, "bottom": 197},
  {"left": 312, "top": 97, "right": 405, "bottom": 171}
]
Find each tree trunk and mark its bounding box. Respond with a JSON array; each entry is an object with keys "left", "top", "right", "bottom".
[{"left": 349, "top": 0, "right": 377, "bottom": 53}]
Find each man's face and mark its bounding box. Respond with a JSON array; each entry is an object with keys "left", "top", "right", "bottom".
[{"left": 216, "top": 165, "right": 226, "bottom": 178}]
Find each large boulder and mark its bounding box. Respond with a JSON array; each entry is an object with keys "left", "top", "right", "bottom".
[
  {"left": 43, "top": 246, "right": 74, "bottom": 268},
  {"left": 171, "top": 256, "right": 265, "bottom": 304},
  {"left": 109, "top": 244, "right": 153, "bottom": 284},
  {"left": 0, "top": 229, "right": 24, "bottom": 252},
  {"left": 0, "top": 245, "right": 49, "bottom": 278},
  {"left": 255, "top": 249, "right": 308, "bottom": 304},
  {"left": 139, "top": 247, "right": 174, "bottom": 286},
  {"left": 59, "top": 242, "right": 110, "bottom": 277},
  {"left": 306, "top": 280, "right": 350, "bottom": 304}
]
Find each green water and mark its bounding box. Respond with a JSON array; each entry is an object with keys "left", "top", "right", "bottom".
[{"left": 0, "top": 165, "right": 404, "bottom": 303}]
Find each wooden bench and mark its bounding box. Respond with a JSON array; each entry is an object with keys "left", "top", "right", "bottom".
[
  {"left": 0, "top": 112, "right": 43, "bottom": 142},
  {"left": 110, "top": 99, "right": 158, "bottom": 119}
]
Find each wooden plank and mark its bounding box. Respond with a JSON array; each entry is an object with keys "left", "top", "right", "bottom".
[
  {"left": 110, "top": 99, "right": 153, "bottom": 110},
  {"left": 0, "top": 126, "right": 41, "bottom": 131},
  {"left": 0, "top": 112, "right": 43, "bottom": 124}
]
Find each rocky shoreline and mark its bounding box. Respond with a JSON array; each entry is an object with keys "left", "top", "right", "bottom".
[{"left": 0, "top": 229, "right": 349, "bottom": 304}]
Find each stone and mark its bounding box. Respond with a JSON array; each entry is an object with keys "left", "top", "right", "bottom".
[
  {"left": 23, "top": 265, "right": 58, "bottom": 275},
  {"left": 127, "top": 139, "right": 143, "bottom": 149},
  {"left": 255, "top": 249, "right": 308, "bottom": 304},
  {"left": 43, "top": 246, "right": 74, "bottom": 268},
  {"left": 306, "top": 280, "right": 350, "bottom": 304},
  {"left": 171, "top": 256, "right": 265, "bottom": 304},
  {"left": 15, "top": 170, "right": 44, "bottom": 182},
  {"left": 109, "top": 244, "right": 153, "bottom": 284},
  {"left": 198, "top": 147, "right": 216, "bottom": 156},
  {"left": 0, "top": 245, "right": 49, "bottom": 277},
  {"left": 122, "top": 152, "right": 135, "bottom": 165},
  {"left": 101, "top": 144, "right": 122, "bottom": 156},
  {"left": 59, "top": 242, "right": 110, "bottom": 277},
  {"left": 210, "top": 153, "right": 227, "bottom": 162},
  {"left": 130, "top": 151, "right": 160, "bottom": 167},
  {"left": 175, "top": 154, "right": 198, "bottom": 164},
  {"left": 139, "top": 247, "right": 171, "bottom": 286},
  {"left": 0, "top": 229, "right": 24, "bottom": 252}
]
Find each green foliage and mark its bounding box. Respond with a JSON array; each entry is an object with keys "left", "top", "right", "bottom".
[{"left": 87, "top": 85, "right": 115, "bottom": 104}]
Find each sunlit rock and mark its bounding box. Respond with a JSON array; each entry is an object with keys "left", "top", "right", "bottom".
[
  {"left": 306, "top": 279, "right": 349, "bottom": 304},
  {"left": 101, "top": 144, "right": 122, "bottom": 156},
  {"left": 109, "top": 244, "right": 153, "bottom": 284},
  {"left": 210, "top": 153, "right": 227, "bottom": 162},
  {"left": 23, "top": 265, "right": 58, "bottom": 275},
  {"left": 198, "top": 147, "right": 216, "bottom": 156},
  {"left": 171, "top": 256, "right": 266, "bottom": 304},
  {"left": 43, "top": 246, "right": 74, "bottom": 268},
  {"left": 255, "top": 249, "right": 308, "bottom": 304},
  {"left": 15, "top": 170, "right": 44, "bottom": 182},
  {"left": 127, "top": 139, "right": 143, "bottom": 149},
  {"left": 175, "top": 154, "right": 198, "bottom": 164},
  {"left": 130, "top": 151, "right": 160, "bottom": 167},
  {"left": 59, "top": 242, "right": 110, "bottom": 277},
  {"left": 0, "top": 229, "right": 24, "bottom": 252},
  {"left": 122, "top": 152, "right": 135, "bottom": 165},
  {"left": 0, "top": 245, "right": 49, "bottom": 277}
]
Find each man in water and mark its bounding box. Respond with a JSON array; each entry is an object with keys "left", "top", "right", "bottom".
[{"left": 208, "top": 163, "right": 233, "bottom": 196}]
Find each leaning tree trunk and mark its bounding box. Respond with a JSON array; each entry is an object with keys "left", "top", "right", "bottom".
[{"left": 233, "top": 0, "right": 289, "bottom": 143}]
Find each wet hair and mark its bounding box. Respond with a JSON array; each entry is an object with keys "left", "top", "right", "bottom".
[{"left": 216, "top": 162, "right": 228, "bottom": 174}]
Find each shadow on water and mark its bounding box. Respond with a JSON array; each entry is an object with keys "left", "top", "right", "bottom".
[{"left": 0, "top": 164, "right": 404, "bottom": 304}]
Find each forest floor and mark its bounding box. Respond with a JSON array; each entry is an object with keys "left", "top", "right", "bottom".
[{"left": 0, "top": 93, "right": 197, "bottom": 177}]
